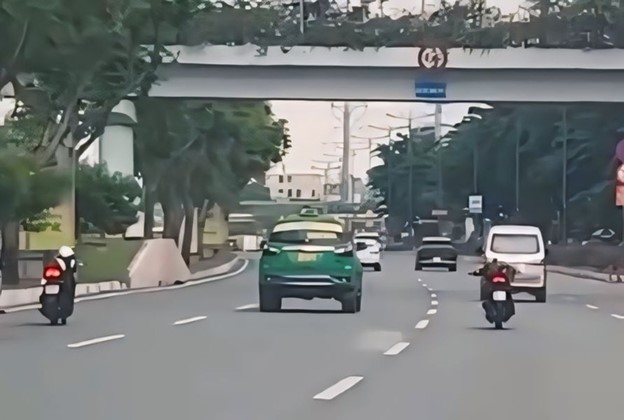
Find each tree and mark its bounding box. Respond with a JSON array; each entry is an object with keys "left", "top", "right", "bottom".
[
  {"left": 76, "top": 163, "right": 142, "bottom": 236},
  {"left": 134, "top": 98, "right": 288, "bottom": 264},
  {"left": 373, "top": 103, "right": 624, "bottom": 242},
  {"left": 0, "top": 151, "right": 69, "bottom": 284}
]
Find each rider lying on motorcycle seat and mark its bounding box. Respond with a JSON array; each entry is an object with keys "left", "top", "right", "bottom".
[
  {"left": 470, "top": 258, "right": 514, "bottom": 280},
  {"left": 471, "top": 258, "right": 516, "bottom": 322}
]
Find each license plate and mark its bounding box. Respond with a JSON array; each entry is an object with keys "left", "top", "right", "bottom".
[
  {"left": 298, "top": 253, "right": 317, "bottom": 262},
  {"left": 492, "top": 291, "right": 507, "bottom": 301},
  {"left": 433, "top": 257, "right": 441, "bottom": 262},
  {"left": 45, "top": 284, "right": 60, "bottom": 294}
]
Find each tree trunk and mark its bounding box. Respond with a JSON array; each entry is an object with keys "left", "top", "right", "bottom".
[
  {"left": 143, "top": 187, "right": 156, "bottom": 239},
  {"left": 160, "top": 185, "right": 183, "bottom": 244},
  {"left": 180, "top": 194, "right": 195, "bottom": 267},
  {"left": 1, "top": 221, "right": 21, "bottom": 285},
  {"left": 196, "top": 200, "right": 210, "bottom": 260}
]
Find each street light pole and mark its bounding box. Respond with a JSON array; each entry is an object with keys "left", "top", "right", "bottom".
[
  {"left": 299, "top": 0, "right": 305, "bottom": 34},
  {"left": 562, "top": 105, "right": 568, "bottom": 244},
  {"left": 473, "top": 141, "right": 478, "bottom": 193},
  {"left": 515, "top": 119, "right": 520, "bottom": 213}
]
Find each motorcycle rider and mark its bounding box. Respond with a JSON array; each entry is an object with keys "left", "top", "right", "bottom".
[
  {"left": 56, "top": 246, "right": 77, "bottom": 319},
  {"left": 40, "top": 246, "right": 77, "bottom": 325},
  {"left": 471, "top": 258, "right": 516, "bottom": 322}
]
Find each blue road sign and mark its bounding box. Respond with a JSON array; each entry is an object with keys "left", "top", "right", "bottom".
[{"left": 415, "top": 81, "right": 447, "bottom": 99}]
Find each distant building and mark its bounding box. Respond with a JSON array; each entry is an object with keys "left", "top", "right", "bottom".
[{"left": 266, "top": 173, "right": 324, "bottom": 201}]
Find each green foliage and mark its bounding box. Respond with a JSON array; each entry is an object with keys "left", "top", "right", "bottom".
[
  {"left": 135, "top": 99, "right": 287, "bottom": 214},
  {"left": 368, "top": 103, "right": 624, "bottom": 240},
  {"left": 0, "top": 151, "right": 69, "bottom": 228},
  {"left": 173, "top": 0, "right": 624, "bottom": 51},
  {"left": 76, "top": 163, "right": 142, "bottom": 235}
]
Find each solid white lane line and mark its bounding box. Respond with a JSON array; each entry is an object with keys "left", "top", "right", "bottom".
[
  {"left": 173, "top": 316, "right": 207, "bottom": 326},
  {"left": 67, "top": 334, "right": 125, "bottom": 349},
  {"left": 235, "top": 303, "right": 259, "bottom": 311},
  {"left": 431, "top": 293, "right": 437, "bottom": 298},
  {"left": 3, "top": 260, "right": 251, "bottom": 315},
  {"left": 313, "top": 376, "right": 364, "bottom": 401},
  {"left": 586, "top": 304, "right": 598, "bottom": 310},
  {"left": 415, "top": 319, "right": 430, "bottom": 329},
  {"left": 384, "top": 342, "right": 410, "bottom": 356},
  {"left": 431, "top": 300, "right": 439, "bottom": 306},
  {"left": 427, "top": 309, "right": 438, "bottom": 315},
  {"left": 611, "top": 314, "right": 624, "bottom": 320}
]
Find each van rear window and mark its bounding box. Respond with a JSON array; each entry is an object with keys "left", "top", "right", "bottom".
[{"left": 491, "top": 234, "right": 540, "bottom": 254}]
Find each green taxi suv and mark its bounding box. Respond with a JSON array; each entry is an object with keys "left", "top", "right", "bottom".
[{"left": 259, "top": 212, "right": 365, "bottom": 313}]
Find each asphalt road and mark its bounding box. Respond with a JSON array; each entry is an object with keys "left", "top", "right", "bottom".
[{"left": 2, "top": 252, "right": 624, "bottom": 420}]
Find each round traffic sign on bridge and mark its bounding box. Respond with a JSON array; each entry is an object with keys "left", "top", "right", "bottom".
[{"left": 417, "top": 47, "right": 448, "bottom": 69}]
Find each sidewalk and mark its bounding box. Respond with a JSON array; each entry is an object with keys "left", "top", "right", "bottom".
[{"left": 0, "top": 251, "right": 244, "bottom": 310}]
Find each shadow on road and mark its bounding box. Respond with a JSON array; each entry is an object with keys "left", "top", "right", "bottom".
[
  {"left": 466, "top": 326, "right": 515, "bottom": 331},
  {"left": 10, "top": 322, "right": 53, "bottom": 327},
  {"left": 237, "top": 308, "right": 344, "bottom": 314}
]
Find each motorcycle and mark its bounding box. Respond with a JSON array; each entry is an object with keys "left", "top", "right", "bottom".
[
  {"left": 38, "top": 246, "right": 79, "bottom": 325},
  {"left": 470, "top": 269, "right": 516, "bottom": 329}
]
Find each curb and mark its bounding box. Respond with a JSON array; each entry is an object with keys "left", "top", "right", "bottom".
[{"left": 0, "top": 257, "right": 250, "bottom": 314}]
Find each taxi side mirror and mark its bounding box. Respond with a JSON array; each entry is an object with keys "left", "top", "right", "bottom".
[{"left": 259, "top": 240, "right": 267, "bottom": 249}]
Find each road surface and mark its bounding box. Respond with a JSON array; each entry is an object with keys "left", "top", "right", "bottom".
[{"left": 1, "top": 252, "right": 624, "bottom": 420}]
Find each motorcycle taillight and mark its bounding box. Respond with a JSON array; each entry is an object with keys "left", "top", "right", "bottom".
[
  {"left": 43, "top": 265, "right": 63, "bottom": 282},
  {"left": 492, "top": 276, "right": 507, "bottom": 283}
]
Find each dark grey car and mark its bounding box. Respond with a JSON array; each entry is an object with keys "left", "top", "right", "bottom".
[{"left": 415, "top": 237, "right": 458, "bottom": 272}]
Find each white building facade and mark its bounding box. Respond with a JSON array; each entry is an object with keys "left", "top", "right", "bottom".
[{"left": 266, "top": 173, "right": 324, "bottom": 201}]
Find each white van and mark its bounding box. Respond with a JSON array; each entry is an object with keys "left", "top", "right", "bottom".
[{"left": 483, "top": 225, "right": 547, "bottom": 302}]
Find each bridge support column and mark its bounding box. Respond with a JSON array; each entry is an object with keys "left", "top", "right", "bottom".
[{"left": 99, "top": 100, "right": 136, "bottom": 177}]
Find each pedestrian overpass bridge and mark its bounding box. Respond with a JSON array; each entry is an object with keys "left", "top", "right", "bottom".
[
  {"left": 151, "top": 45, "right": 624, "bottom": 103},
  {"left": 4, "top": 45, "right": 624, "bottom": 178}
]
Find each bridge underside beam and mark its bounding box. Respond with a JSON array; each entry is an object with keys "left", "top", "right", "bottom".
[{"left": 150, "top": 65, "right": 624, "bottom": 103}]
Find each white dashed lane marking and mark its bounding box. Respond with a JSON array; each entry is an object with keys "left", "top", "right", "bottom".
[
  {"left": 67, "top": 334, "right": 125, "bottom": 349},
  {"left": 430, "top": 293, "right": 437, "bottom": 298},
  {"left": 611, "top": 314, "right": 624, "bottom": 320},
  {"left": 586, "top": 304, "right": 598, "bottom": 310},
  {"left": 415, "top": 319, "right": 430, "bottom": 329},
  {"left": 173, "top": 316, "right": 207, "bottom": 326},
  {"left": 431, "top": 300, "right": 439, "bottom": 306},
  {"left": 384, "top": 342, "right": 410, "bottom": 356},
  {"left": 313, "top": 376, "right": 364, "bottom": 400},
  {"left": 235, "top": 303, "right": 259, "bottom": 311},
  {"left": 427, "top": 309, "right": 437, "bottom": 315}
]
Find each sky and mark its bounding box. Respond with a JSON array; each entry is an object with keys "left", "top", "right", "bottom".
[{"left": 269, "top": 0, "right": 528, "bottom": 181}]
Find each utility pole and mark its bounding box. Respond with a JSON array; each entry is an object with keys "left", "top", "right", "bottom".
[
  {"left": 341, "top": 103, "right": 351, "bottom": 202},
  {"left": 434, "top": 104, "right": 443, "bottom": 207},
  {"left": 312, "top": 160, "right": 340, "bottom": 199}
]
